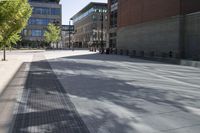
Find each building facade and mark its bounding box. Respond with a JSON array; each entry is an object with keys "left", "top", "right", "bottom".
[
  {"left": 62, "top": 25, "right": 75, "bottom": 48},
  {"left": 108, "top": 0, "right": 200, "bottom": 60},
  {"left": 71, "top": 2, "right": 108, "bottom": 48},
  {"left": 22, "top": 0, "right": 61, "bottom": 45},
  {"left": 108, "top": 0, "right": 118, "bottom": 49}
]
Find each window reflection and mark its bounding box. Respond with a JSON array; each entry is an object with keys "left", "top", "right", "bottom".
[
  {"left": 73, "top": 7, "right": 107, "bottom": 23},
  {"left": 31, "top": 30, "right": 43, "bottom": 37},
  {"left": 32, "top": 7, "right": 61, "bottom": 15},
  {"left": 29, "top": 18, "right": 52, "bottom": 25}
]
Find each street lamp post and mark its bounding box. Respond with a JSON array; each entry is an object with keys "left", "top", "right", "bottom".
[
  {"left": 53, "top": 20, "right": 60, "bottom": 49},
  {"left": 100, "top": 8, "right": 104, "bottom": 54},
  {"left": 69, "top": 20, "right": 71, "bottom": 50},
  {"left": 68, "top": 20, "right": 74, "bottom": 51}
]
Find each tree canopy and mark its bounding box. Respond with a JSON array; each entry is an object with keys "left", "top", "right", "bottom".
[
  {"left": 0, "top": 0, "right": 32, "bottom": 60},
  {"left": 44, "top": 23, "right": 61, "bottom": 45}
]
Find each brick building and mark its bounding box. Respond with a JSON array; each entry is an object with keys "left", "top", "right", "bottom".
[{"left": 108, "top": 0, "right": 200, "bottom": 60}]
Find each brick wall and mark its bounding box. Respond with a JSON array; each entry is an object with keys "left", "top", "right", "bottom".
[
  {"left": 118, "top": 0, "right": 200, "bottom": 28},
  {"left": 182, "top": 0, "right": 200, "bottom": 14}
]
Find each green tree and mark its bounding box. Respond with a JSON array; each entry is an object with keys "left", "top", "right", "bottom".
[
  {"left": 44, "top": 23, "right": 61, "bottom": 48},
  {"left": 0, "top": 0, "right": 32, "bottom": 60}
]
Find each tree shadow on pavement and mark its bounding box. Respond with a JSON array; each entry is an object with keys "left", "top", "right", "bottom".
[
  {"left": 63, "top": 53, "right": 160, "bottom": 63},
  {"left": 45, "top": 53, "right": 200, "bottom": 133},
  {"left": 11, "top": 56, "right": 90, "bottom": 133}
]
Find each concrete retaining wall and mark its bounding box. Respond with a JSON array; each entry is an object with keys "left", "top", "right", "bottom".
[
  {"left": 110, "top": 50, "right": 200, "bottom": 68},
  {"left": 117, "top": 12, "right": 200, "bottom": 60},
  {"left": 185, "top": 12, "right": 200, "bottom": 60},
  {"left": 181, "top": 60, "right": 200, "bottom": 68},
  {"left": 117, "top": 16, "right": 181, "bottom": 58}
]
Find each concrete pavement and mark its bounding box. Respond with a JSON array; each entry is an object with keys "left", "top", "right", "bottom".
[
  {"left": 10, "top": 52, "right": 89, "bottom": 133},
  {"left": 0, "top": 50, "right": 34, "bottom": 95},
  {"left": 0, "top": 50, "right": 39, "bottom": 133},
  {"left": 0, "top": 50, "right": 200, "bottom": 133},
  {"left": 46, "top": 50, "right": 200, "bottom": 133},
  {"left": 0, "top": 62, "right": 29, "bottom": 133}
]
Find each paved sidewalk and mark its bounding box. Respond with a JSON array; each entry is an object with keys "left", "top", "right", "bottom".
[
  {"left": 0, "top": 62, "right": 29, "bottom": 133},
  {"left": 47, "top": 51, "right": 200, "bottom": 133},
  {"left": 9, "top": 53, "right": 89, "bottom": 133},
  {"left": 0, "top": 51, "right": 33, "bottom": 95},
  {"left": 1, "top": 50, "right": 200, "bottom": 133}
]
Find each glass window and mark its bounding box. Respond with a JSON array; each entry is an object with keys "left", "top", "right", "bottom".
[
  {"left": 29, "top": 18, "right": 51, "bottom": 25},
  {"left": 32, "top": 7, "right": 60, "bottom": 15},
  {"left": 110, "top": 10, "right": 118, "bottom": 28},
  {"left": 51, "top": 8, "right": 61, "bottom": 15},
  {"left": 95, "top": 8, "right": 107, "bottom": 13},
  {"left": 92, "top": 15, "right": 97, "bottom": 21},
  {"left": 33, "top": 7, "right": 50, "bottom": 15},
  {"left": 42, "top": 8, "right": 50, "bottom": 14},
  {"left": 111, "top": 0, "right": 118, "bottom": 5},
  {"left": 31, "top": 30, "right": 43, "bottom": 37},
  {"left": 73, "top": 8, "right": 95, "bottom": 23}
]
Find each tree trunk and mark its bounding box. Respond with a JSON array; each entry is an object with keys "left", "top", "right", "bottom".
[
  {"left": 56, "top": 42, "right": 58, "bottom": 49},
  {"left": 3, "top": 45, "right": 6, "bottom": 61},
  {"left": 49, "top": 42, "right": 52, "bottom": 49}
]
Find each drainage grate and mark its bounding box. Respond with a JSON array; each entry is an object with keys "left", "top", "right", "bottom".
[{"left": 11, "top": 54, "right": 90, "bottom": 133}]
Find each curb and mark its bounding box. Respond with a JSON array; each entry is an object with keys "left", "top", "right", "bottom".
[{"left": 0, "top": 63, "right": 22, "bottom": 97}]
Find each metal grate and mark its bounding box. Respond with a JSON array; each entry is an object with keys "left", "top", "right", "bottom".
[{"left": 11, "top": 54, "right": 90, "bottom": 133}]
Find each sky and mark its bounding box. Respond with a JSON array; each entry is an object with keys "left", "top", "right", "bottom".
[{"left": 60, "top": 0, "right": 107, "bottom": 25}]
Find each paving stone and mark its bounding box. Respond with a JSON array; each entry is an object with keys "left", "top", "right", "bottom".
[{"left": 11, "top": 54, "right": 90, "bottom": 133}]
